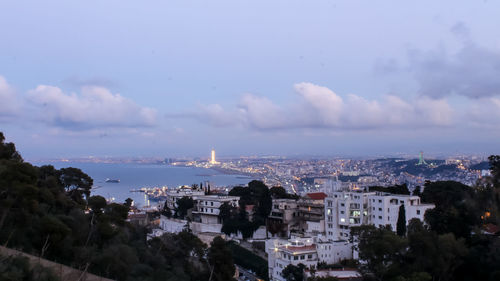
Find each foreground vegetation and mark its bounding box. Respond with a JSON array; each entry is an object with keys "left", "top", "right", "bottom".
[
  {"left": 353, "top": 157, "right": 500, "bottom": 281},
  {"left": 0, "top": 132, "right": 235, "bottom": 281}
]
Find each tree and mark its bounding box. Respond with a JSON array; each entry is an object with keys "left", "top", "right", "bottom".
[
  {"left": 270, "top": 186, "right": 288, "bottom": 199},
  {"left": 282, "top": 264, "right": 305, "bottom": 281},
  {"left": 162, "top": 205, "right": 173, "bottom": 218},
  {"left": 370, "top": 184, "right": 410, "bottom": 195},
  {"left": 488, "top": 155, "right": 500, "bottom": 185},
  {"left": 88, "top": 195, "right": 107, "bottom": 214},
  {"left": 396, "top": 204, "right": 406, "bottom": 237},
  {"left": 124, "top": 198, "right": 133, "bottom": 208},
  {"left": 0, "top": 132, "right": 22, "bottom": 162},
  {"left": 226, "top": 181, "right": 272, "bottom": 238},
  {"left": 175, "top": 196, "right": 194, "bottom": 219},
  {"left": 208, "top": 236, "right": 235, "bottom": 281},
  {"left": 412, "top": 186, "right": 422, "bottom": 197},
  {"left": 59, "top": 167, "right": 93, "bottom": 203},
  {"left": 0, "top": 132, "right": 221, "bottom": 281},
  {"left": 422, "top": 181, "right": 479, "bottom": 238},
  {"left": 351, "top": 225, "right": 407, "bottom": 281}
]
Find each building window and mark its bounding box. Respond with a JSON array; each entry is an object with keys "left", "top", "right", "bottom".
[
  {"left": 211, "top": 202, "right": 214, "bottom": 206},
  {"left": 378, "top": 216, "right": 382, "bottom": 219},
  {"left": 417, "top": 210, "right": 421, "bottom": 215},
  {"left": 341, "top": 203, "right": 345, "bottom": 207},
  {"left": 340, "top": 211, "right": 344, "bottom": 214},
  {"left": 379, "top": 200, "right": 382, "bottom": 203},
  {"left": 294, "top": 256, "right": 298, "bottom": 260},
  {"left": 379, "top": 208, "right": 382, "bottom": 211}
]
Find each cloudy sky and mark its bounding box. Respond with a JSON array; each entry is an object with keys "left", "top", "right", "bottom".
[{"left": 1, "top": 1, "right": 500, "bottom": 159}]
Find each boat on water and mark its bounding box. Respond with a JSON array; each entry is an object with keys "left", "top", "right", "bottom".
[{"left": 105, "top": 178, "right": 120, "bottom": 183}]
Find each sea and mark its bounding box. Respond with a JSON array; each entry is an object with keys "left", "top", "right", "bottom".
[{"left": 34, "top": 162, "right": 255, "bottom": 207}]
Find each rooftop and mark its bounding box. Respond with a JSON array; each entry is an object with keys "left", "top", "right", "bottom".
[{"left": 306, "top": 192, "right": 328, "bottom": 201}]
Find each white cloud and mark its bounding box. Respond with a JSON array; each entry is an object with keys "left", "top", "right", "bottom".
[
  {"left": 188, "top": 82, "right": 456, "bottom": 131},
  {"left": 0, "top": 76, "right": 21, "bottom": 118},
  {"left": 194, "top": 103, "right": 241, "bottom": 127},
  {"left": 294, "top": 82, "right": 343, "bottom": 126},
  {"left": 238, "top": 94, "right": 290, "bottom": 129},
  {"left": 466, "top": 97, "right": 500, "bottom": 127},
  {"left": 28, "top": 85, "right": 157, "bottom": 129}
]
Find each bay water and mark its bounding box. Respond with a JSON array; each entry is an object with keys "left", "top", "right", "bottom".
[{"left": 35, "top": 162, "right": 254, "bottom": 207}]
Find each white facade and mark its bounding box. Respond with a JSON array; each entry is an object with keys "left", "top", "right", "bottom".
[
  {"left": 316, "top": 239, "right": 352, "bottom": 264},
  {"left": 192, "top": 195, "right": 239, "bottom": 224},
  {"left": 165, "top": 186, "right": 205, "bottom": 210},
  {"left": 325, "top": 191, "right": 373, "bottom": 240},
  {"left": 325, "top": 191, "right": 435, "bottom": 240},
  {"left": 160, "top": 216, "right": 188, "bottom": 233},
  {"left": 266, "top": 235, "right": 353, "bottom": 281},
  {"left": 368, "top": 194, "right": 434, "bottom": 230}
]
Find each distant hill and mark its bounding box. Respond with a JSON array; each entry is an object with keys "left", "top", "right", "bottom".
[{"left": 470, "top": 161, "right": 491, "bottom": 170}]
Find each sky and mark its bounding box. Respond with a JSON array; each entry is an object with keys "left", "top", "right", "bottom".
[{"left": 1, "top": 0, "right": 500, "bottom": 159}]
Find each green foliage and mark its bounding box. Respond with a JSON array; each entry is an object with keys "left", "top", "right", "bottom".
[
  {"left": 0, "top": 132, "right": 22, "bottom": 162},
  {"left": 352, "top": 225, "right": 407, "bottom": 281},
  {"left": 59, "top": 167, "right": 93, "bottom": 203},
  {"left": 282, "top": 263, "right": 305, "bottom": 281},
  {"left": 396, "top": 204, "right": 406, "bottom": 237},
  {"left": 488, "top": 155, "right": 500, "bottom": 184},
  {"left": 422, "top": 181, "right": 481, "bottom": 238},
  {"left": 0, "top": 132, "right": 228, "bottom": 281},
  {"left": 227, "top": 241, "right": 268, "bottom": 281},
  {"left": 208, "top": 236, "right": 235, "bottom": 281},
  {"left": 270, "top": 186, "right": 298, "bottom": 199},
  {"left": 354, "top": 198, "right": 499, "bottom": 281},
  {"left": 412, "top": 186, "right": 422, "bottom": 197},
  {"left": 369, "top": 184, "right": 410, "bottom": 195},
  {"left": 225, "top": 180, "right": 272, "bottom": 238},
  {"left": 88, "top": 195, "right": 107, "bottom": 213},
  {"left": 174, "top": 196, "right": 194, "bottom": 219}
]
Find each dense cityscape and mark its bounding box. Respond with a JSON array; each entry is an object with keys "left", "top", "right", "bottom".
[
  {"left": 15, "top": 148, "right": 494, "bottom": 281},
  {"left": 2, "top": 1, "right": 500, "bottom": 281}
]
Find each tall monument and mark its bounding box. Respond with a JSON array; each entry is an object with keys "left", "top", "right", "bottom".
[
  {"left": 417, "top": 151, "right": 427, "bottom": 166},
  {"left": 210, "top": 149, "right": 216, "bottom": 165}
]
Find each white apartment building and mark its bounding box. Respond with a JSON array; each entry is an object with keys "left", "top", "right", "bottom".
[
  {"left": 165, "top": 186, "right": 205, "bottom": 210},
  {"left": 159, "top": 194, "right": 240, "bottom": 239},
  {"left": 325, "top": 191, "right": 435, "bottom": 240},
  {"left": 266, "top": 235, "right": 352, "bottom": 281},
  {"left": 192, "top": 195, "right": 239, "bottom": 224}
]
